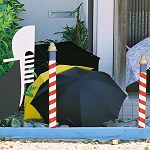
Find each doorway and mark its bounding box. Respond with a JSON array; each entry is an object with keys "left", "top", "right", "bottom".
[{"left": 126, "top": 0, "right": 150, "bottom": 93}]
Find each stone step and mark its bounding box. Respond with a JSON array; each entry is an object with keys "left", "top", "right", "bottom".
[{"left": 119, "top": 93, "right": 150, "bottom": 120}]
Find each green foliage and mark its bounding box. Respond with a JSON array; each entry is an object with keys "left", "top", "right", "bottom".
[
  {"left": 0, "top": 0, "right": 25, "bottom": 76},
  {"left": 25, "top": 85, "right": 37, "bottom": 97},
  {"left": 55, "top": 3, "right": 88, "bottom": 50},
  {"left": 35, "top": 39, "right": 57, "bottom": 45}
]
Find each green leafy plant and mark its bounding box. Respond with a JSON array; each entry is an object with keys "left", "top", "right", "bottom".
[
  {"left": 25, "top": 85, "right": 37, "bottom": 97},
  {"left": 0, "top": 0, "right": 25, "bottom": 76},
  {"left": 55, "top": 3, "right": 88, "bottom": 50},
  {"left": 35, "top": 39, "right": 57, "bottom": 45}
]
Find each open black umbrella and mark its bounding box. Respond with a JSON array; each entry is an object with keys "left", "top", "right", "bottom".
[
  {"left": 31, "top": 68, "right": 127, "bottom": 127},
  {"left": 0, "top": 61, "right": 21, "bottom": 120},
  {"left": 35, "top": 41, "right": 100, "bottom": 75}
]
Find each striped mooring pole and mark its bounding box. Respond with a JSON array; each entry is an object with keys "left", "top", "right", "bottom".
[
  {"left": 138, "top": 56, "right": 147, "bottom": 128},
  {"left": 48, "top": 42, "right": 57, "bottom": 128}
]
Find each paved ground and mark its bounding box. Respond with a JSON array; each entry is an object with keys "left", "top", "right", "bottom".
[{"left": 0, "top": 139, "right": 150, "bottom": 150}]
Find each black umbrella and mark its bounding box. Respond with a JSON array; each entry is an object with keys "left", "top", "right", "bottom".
[
  {"left": 35, "top": 41, "right": 100, "bottom": 75},
  {"left": 0, "top": 61, "right": 21, "bottom": 120},
  {"left": 31, "top": 68, "right": 127, "bottom": 127}
]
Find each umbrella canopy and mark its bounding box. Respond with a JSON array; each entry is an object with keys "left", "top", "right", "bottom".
[
  {"left": 31, "top": 68, "right": 127, "bottom": 127},
  {"left": 126, "top": 37, "right": 150, "bottom": 87},
  {"left": 35, "top": 41, "right": 100, "bottom": 75},
  {"left": 24, "top": 65, "right": 93, "bottom": 120},
  {"left": 0, "top": 61, "right": 21, "bottom": 120}
]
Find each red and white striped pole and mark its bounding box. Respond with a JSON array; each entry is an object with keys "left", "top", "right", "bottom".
[
  {"left": 48, "top": 42, "right": 57, "bottom": 128},
  {"left": 138, "top": 56, "right": 147, "bottom": 128}
]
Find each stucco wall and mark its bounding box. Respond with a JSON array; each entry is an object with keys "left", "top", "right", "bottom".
[
  {"left": 18, "top": 0, "right": 115, "bottom": 76},
  {"left": 18, "top": 0, "right": 88, "bottom": 42},
  {"left": 93, "top": 0, "right": 114, "bottom": 76}
]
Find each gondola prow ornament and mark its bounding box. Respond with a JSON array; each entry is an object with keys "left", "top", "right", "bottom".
[{"left": 3, "top": 25, "right": 35, "bottom": 106}]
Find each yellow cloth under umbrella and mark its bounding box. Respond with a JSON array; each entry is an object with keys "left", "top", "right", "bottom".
[{"left": 24, "top": 65, "right": 93, "bottom": 120}]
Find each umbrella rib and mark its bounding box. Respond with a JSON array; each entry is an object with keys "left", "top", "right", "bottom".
[
  {"left": 79, "top": 81, "right": 121, "bottom": 118},
  {"left": 77, "top": 80, "right": 82, "bottom": 126},
  {"left": 78, "top": 71, "right": 120, "bottom": 88},
  {"left": 81, "top": 78, "right": 123, "bottom": 91}
]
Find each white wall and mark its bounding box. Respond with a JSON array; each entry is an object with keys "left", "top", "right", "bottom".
[
  {"left": 18, "top": 0, "right": 114, "bottom": 76},
  {"left": 93, "top": 0, "right": 114, "bottom": 76},
  {"left": 18, "top": 0, "right": 88, "bottom": 42}
]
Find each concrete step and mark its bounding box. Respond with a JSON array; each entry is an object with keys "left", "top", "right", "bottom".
[{"left": 119, "top": 93, "right": 150, "bottom": 120}]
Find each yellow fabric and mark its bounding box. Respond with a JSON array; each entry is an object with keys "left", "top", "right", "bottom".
[
  {"left": 37, "top": 65, "right": 93, "bottom": 82},
  {"left": 24, "top": 75, "right": 45, "bottom": 120},
  {"left": 24, "top": 65, "right": 93, "bottom": 121}
]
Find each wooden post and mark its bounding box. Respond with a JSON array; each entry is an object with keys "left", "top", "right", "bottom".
[
  {"left": 138, "top": 56, "right": 147, "bottom": 128},
  {"left": 48, "top": 42, "right": 57, "bottom": 128}
]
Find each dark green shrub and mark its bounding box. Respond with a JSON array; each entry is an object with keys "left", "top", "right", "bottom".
[{"left": 55, "top": 3, "right": 88, "bottom": 50}]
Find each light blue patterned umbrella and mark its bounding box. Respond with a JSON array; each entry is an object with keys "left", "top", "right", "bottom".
[{"left": 126, "top": 37, "right": 150, "bottom": 87}]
